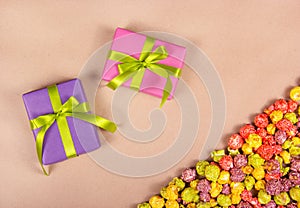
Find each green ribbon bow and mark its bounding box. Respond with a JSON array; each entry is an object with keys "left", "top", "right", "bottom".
[
  {"left": 107, "top": 37, "right": 182, "bottom": 107},
  {"left": 30, "top": 85, "right": 117, "bottom": 175}
]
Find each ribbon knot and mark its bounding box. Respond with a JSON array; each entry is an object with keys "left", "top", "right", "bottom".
[
  {"left": 106, "top": 37, "right": 182, "bottom": 107},
  {"left": 30, "top": 85, "right": 117, "bottom": 175}
]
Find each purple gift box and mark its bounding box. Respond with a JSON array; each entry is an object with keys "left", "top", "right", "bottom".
[
  {"left": 22, "top": 79, "right": 100, "bottom": 165},
  {"left": 102, "top": 27, "right": 186, "bottom": 100}
]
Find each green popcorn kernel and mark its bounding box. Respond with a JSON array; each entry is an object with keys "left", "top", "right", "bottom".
[
  {"left": 244, "top": 175, "right": 255, "bottom": 191},
  {"left": 217, "top": 194, "right": 232, "bottom": 207},
  {"left": 274, "top": 192, "right": 290, "bottom": 206},
  {"left": 169, "top": 177, "right": 185, "bottom": 191},
  {"left": 289, "top": 186, "right": 300, "bottom": 201},
  {"left": 248, "top": 153, "right": 265, "bottom": 168},
  {"left": 196, "top": 161, "right": 209, "bottom": 176},
  {"left": 181, "top": 187, "right": 199, "bottom": 203},
  {"left": 137, "top": 203, "right": 151, "bottom": 208},
  {"left": 211, "top": 150, "right": 225, "bottom": 162},
  {"left": 205, "top": 164, "right": 220, "bottom": 182},
  {"left": 258, "top": 190, "right": 271, "bottom": 204}
]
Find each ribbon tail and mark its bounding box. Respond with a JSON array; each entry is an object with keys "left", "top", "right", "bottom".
[
  {"left": 107, "top": 70, "right": 137, "bottom": 90},
  {"left": 160, "top": 77, "right": 173, "bottom": 108},
  {"left": 71, "top": 113, "right": 117, "bottom": 133},
  {"left": 36, "top": 124, "right": 53, "bottom": 176},
  {"left": 130, "top": 68, "right": 145, "bottom": 90}
]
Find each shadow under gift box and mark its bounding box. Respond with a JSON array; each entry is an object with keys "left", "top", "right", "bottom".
[
  {"left": 22, "top": 79, "right": 100, "bottom": 165},
  {"left": 102, "top": 27, "right": 186, "bottom": 100}
]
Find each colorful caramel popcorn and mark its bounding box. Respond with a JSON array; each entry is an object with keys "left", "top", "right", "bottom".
[{"left": 138, "top": 85, "right": 300, "bottom": 207}]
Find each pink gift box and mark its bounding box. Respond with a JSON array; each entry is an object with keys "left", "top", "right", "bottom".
[{"left": 102, "top": 28, "right": 186, "bottom": 100}]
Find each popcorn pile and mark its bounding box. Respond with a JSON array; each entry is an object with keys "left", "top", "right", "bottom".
[{"left": 137, "top": 86, "right": 300, "bottom": 208}]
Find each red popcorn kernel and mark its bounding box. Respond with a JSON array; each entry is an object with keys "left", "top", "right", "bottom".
[
  {"left": 256, "top": 128, "right": 267, "bottom": 138},
  {"left": 254, "top": 113, "right": 269, "bottom": 128},
  {"left": 256, "top": 144, "right": 274, "bottom": 160},
  {"left": 288, "top": 100, "right": 298, "bottom": 112},
  {"left": 262, "top": 135, "right": 276, "bottom": 145},
  {"left": 265, "top": 173, "right": 281, "bottom": 181},
  {"left": 241, "top": 189, "right": 252, "bottom": 202},
  {"left": 228, "top": 134, "right": 244, "bottom": 150},
  {"left": 272, "top": 145, "right": 282, "bottom": 155},
  {"left": 274, "top": 99, "right": 288, "bottom": 114},
  {"left": 219, "top": 155, "right": 233, "bottom": 171},
  {"left": 264, "top": 104, "right": 275, "bottom": 115},
  {"left": 276, "top": 118, "right": 293, "bottom": 132},
  {"left": 240, "top": 124, "right": 256, "bottom": 139}
]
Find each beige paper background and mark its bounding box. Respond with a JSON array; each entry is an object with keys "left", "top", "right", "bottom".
[{"left": 1, "top": 1, "right": 300, "bottom": 207}]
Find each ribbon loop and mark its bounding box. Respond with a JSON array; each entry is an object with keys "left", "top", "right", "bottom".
[{"left": 107, "top": 37, "right": 182, "bottom": 107}]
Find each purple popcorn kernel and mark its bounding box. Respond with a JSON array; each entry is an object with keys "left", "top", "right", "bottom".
[
  {"left": 264, "top": 159, "right": 281, "bottom": 174},
  {"left": 264, "top": 200, "right": 276, "bottom": 208},
  {"left": 274, "top": 130, "right": 287, "bottom": 145},
  {"left": 289, "top": 171, "right": 300, "bottom": 185},
  {"left": 234, "top": 154, "right": 248, "bottom": 168},
  {"left": 287, "top": 203, "right": 298, "bottom": 208},
  {"left": 291, "top": 157, "right": 300, "bottom": 172},
  {"left": 199, "top": 192, "right": 211, "bottom": 202},
  {"left": 266, "top": 179, "right": 282, "bottom": 195},
  {"left": 221, "top": 184, "right": 231, "bottom": 195},
  {"left": 196, "top": 179, "right": 211, "bottom": 193},
  {"left": 181, "top": 168, "right": 197, "bottom": 183},
  {"left": 230, "top": 168, "right": 245, "bottom": 182},
  {"left": 237, "top": 201, "right": 252, "bottom": 208},
  {"left": 280, "top": 178, "right": 292, "bottom": 192}
]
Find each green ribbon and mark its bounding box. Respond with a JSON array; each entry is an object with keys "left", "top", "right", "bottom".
[
  {"left": 30, "top": 85, "right": 117, "bottom": 175},
  {"left": 107, "top": 37, "right": 182, "bottom": 107}
]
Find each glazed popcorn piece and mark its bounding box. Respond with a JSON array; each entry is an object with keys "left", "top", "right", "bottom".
[{"left": 137, "top": 85, "right": 300, "bottom": 207}]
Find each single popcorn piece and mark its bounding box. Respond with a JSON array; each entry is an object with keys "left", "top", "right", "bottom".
[
  {"left": 246, "top": 133, "right": 262, "bottom": 149},
  {"left": 137, "top": 203, "right": 151, "bottom": 208},
  {"left": 196, "top": 179, "right": 211, "bottom": 193},
  {"left": 230, "top": 182, "right": 245, "bottom": 194},
  {"left": 210, "top": 150, "right": 225, "bottom": 162},
  {"left": 254, "top": 113, "right": 269, "bottom": 128},
  {"left": 290, "top": 86, "right": 300, "bottom": 101},
  {"left": 248, "top": 154, "right": 265, "bottom": 168},
  {"left": 254, "top": 180, "right": 265, "bottom": 190},
  {"left": 292, "top": 137, "right": 300, "bottom": 146},
  {"left": 270, "top": 110, "right": 283, "bottom": 124},
  {"left": 289, "top": 186, "right": 300, "bottom": 201},
  {"left": 165, "top": 200, "right": 179, "bottom": 208},
  {"left": 274, "top": 192, "right": 291, "bottom": 206},
  {"left": 196, "top": 161, "right": 209, "bottom": 177},
  {"left": 280, "top": 150, "right": 291, "bottom": 164},
  {"left": 284, "top": 112, "right": 298, "bottom": 124},
  {"left": 252, "top": 166, "right": 265, "bottom": 180},
  {"left": 166, "top": 185, "right": 179, "bottom": 200},
  {"left": 228, "top": 134, "right": 244, "bottom": 150},
  {"left": 239, "top": 124, "right": 256, "bottom": 139},
  {"left": 217, "top": 194, "right": 232, "bottom": 207},
  {"left": 289, "top": 146, "right": 300, "bottom": 156},
  {"left": 242, "top": 165, "right": 254, "bottom": 174},
  {"left": 210, "top": 182, "right": 223, "bottom": 198},
  {"left": 230, "top": 168, "right": 245, "bottom": 182},
  {"left": 244, "top": 175, "right": 255, "bottom": 190},
  {"left": 219, "top": 155, "right": 233, "bottom": 171},
  {"left": 195, "top": 202, "right": 210, "bottom": 208},
  {"left": 217, "top": 170, "right": 231, "bottom": 184},
  {"left": 231, "top": 193, "right": 241, "bottom": 205},
  {"left": 242, "top": 143, "right": 253, "bottom": 155},
  {"left": 169, "top": 177, "right": 185, "bottom": 191},
  {"left": 190, "top": 179, "right": 199, "bottom": 189},
  {"left": 267, "top": 123, "right": 276, "bottom": 135},
  {"left": 149, "top": 196, "right": 165, "bottom": 208},
  {"left": 181, "top": 187, "right": 199, "bottom": 203},
  {"left": 181, "top": 168, "right": 197, "bottom": 183},
  {"left": 258, "top": 190, "right": 271, "bottom": 204},
  {"left": 233, "top": 154, "right": 248, "bottom": 168},
  {"left": 205, "top": 164, "right": 220, "bottom": 182}
]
